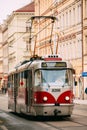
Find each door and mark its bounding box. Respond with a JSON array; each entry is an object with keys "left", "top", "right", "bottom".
[
  {"left": 26, "top": 70, "right": 32, "bottom": 112},
  {"left": 14, "top": 73, "right": 19, "bottom": 112}
]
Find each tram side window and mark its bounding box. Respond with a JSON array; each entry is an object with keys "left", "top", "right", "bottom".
[
  {"left": 35, "top": 70, "right": 41, "bottom": 86},
  {"left": 8, "top": 75, "right": 14, "bottom": 88},
  {"left": 65, "top": 70, "right": 73, "bottom": 86},
  {"left": 19, "top": 70, "right": 28, "bottom": 87},
  {"left": 14, "top": 73, "right": 19, "bottom": 87}
]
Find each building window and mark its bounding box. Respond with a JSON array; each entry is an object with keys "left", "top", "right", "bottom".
[
  {"left": 78, "top": 39, "right": 82, "bottom": 58},
  {"left": 63, "top": 14, "right": 65, "bottom": 29},
  {"left": 26, "top": 42, "right": 31, "bottom": 51},
  {"left": 78, "top": 4, "right": 81, "bottom": 23},
  {"left": 69, "top": 10, "right": 71, "bottom": 27},
  {"left": 72, "top": 41, "right": 76, "bottom": 59},
  {"left": 59, "top": 16, "right": 61, "bottom": 29},
  {"left": 73, "top": 8, "right": 75, "bottom": 25},
  {"left": 86, "top": 0, "right": 87, "bottom": 17},
  {"left": 85, "top": 36, "right": 87, "bottom": 54},
  {"left": 26, "top": 26, "right": 30, "bottom": 32},
  {"left": 66, "top": 12, "right": 68, "bottom": 28},
  {"left": 61, "top": 14, "right": 63, "bottom": 30}
]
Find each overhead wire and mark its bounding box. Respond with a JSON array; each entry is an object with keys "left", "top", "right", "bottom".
[{"left": 8, "top": 0, "right": 58, "bottom": 49}]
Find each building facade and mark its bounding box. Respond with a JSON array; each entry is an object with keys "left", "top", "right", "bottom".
[
  {"left": 0, "top": 1, "right": 35, "bottom": 90},
  {"left": 82, "top": 0, "right": 87, "bottom": 99},
  {"left": 7, "top": 2, "right": 35, "bottom": 71},
  {"left": 0, "top": 0, "right": 87, "bottom": 99},
  {"left": 34, "top": 0, "right": 87, "bottom": 99},
  {"left": 0, "top": 26, "right": 3, "bottom": 89}
]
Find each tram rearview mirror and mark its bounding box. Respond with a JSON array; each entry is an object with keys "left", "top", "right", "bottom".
[{"left": 74, "top": 81, "right": 77, "bottom": 86}]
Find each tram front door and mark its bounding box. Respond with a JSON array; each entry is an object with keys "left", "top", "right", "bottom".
[{"left": 26, "top": 70, "right": 32, "bottom": 112}]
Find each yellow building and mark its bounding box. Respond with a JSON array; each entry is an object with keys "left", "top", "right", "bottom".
[
  {"left": 0, "top": 26, "right": 3, "bottom": 89},
  {"left": 34, "top": 0, "right": 54, "bottom": 56},
  {"left": 34, "top": 0, "right": 87, "bottom": 99},
  {"left": 82, "top": 0, "right": 87, "bottom": 99}
]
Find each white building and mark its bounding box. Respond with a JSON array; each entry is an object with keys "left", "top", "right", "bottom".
[{"left": 0, "top": 1, "right": 35, "bottom": 89}]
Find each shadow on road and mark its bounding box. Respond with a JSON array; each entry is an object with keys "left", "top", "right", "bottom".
[{"left": 9, "top": 111, "right": 70, "bottom": 122}]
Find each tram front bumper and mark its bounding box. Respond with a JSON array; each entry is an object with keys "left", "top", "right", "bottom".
[{"left": 33, "top": 104, "right": 74, "bottom": 116}]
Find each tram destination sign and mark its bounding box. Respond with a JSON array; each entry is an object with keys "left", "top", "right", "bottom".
[
  {"left": 41, "top": 62, "right": 67, "bottom": 67},
  {"left": 82, "top": 72, "right": 87, "bottom": 77}
]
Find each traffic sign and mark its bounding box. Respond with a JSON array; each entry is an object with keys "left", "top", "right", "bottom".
[{"left": 82, "top": 72, "right": 87, "bottom": 77}]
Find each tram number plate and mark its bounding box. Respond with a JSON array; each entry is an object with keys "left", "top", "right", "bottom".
[{"left": 52, "top": 89, "right": 60, "bottom": 92}]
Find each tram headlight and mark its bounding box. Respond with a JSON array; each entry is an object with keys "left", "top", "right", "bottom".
[
  {"left": 43, "top": 96, "right": 48, "bottom": 101},
  {"left": 65, "top": 96, "right": 70, "bottom": 101},
  {"left": 34, "top": 98, "right": 37, "bottom": 102}
]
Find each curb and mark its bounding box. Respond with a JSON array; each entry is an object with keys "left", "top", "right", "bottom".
[{"left": 74, "top": 100, "right": 87, "bottom": 105}]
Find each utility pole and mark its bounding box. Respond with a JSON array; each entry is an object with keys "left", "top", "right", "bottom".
[{"left": 81, "top": 0, "right": 84, "bottom": 100}]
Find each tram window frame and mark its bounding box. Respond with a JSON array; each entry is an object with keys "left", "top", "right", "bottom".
[
  {"left": 19, "top": 70, "right": 28, "bottom": 87},
  {"left": 34, "top": 70, "right": 41, "bottom": 86},
  {"left": 34, "top": 68, "right": 74, "bottom": 87},
  {"left": 24, "top": 70, "right": 28, "bottom": 78},
  {"left": 26, "top": 70, "right": 32, "bottom": 88},
  {"left": 8, "top": 75, "right": 14, "bottom": 88},
  {"left": 14, "top": 73, "right": 19, "bottom": 86}
]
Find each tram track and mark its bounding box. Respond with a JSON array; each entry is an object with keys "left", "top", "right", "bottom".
[
  {"left": 69, "top": 114, "right": 87, "bottom": 126},
  {"left": 8, "top": 111, "right": 85, "bottom": 130},
  {"left": 0, "top": 94, "right": 87, "bottom": 130},
  {"left": 0, "top": 96, "right": 87, "bottom": 130},
  {"left": 0, "top": 110, "right": 87, "bottom": 130},
  {"left": 36, "top": 114, "right": 87, "bottom": 130}
]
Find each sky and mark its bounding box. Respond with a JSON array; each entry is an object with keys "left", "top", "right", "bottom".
[{"left": 0, "top": 0, "right": 32, "bottom": 24}]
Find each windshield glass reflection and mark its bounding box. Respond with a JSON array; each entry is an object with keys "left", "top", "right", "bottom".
[{"left": 35, "top": 69, "right": 74, "bottom": 87}]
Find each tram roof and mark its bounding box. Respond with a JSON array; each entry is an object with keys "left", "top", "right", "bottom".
[{"left": 8, "top": 58, "right": 73, "bottom": 75}]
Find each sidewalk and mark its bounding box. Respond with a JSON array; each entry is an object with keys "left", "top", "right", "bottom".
[{"left": 74, "top": 99, "right": 87, "bottom": 105}]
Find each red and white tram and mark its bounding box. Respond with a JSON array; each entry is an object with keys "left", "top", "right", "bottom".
[{"left": 8, "top": 55, "right": 76, "bottom": 117}]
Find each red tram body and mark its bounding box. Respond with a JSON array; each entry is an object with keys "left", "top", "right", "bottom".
[{"left": 8, "top": 55, "right": 75, "bottom": 117}]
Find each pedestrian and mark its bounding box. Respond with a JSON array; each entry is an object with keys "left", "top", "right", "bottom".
[
  {"left": 85, "top": 87, "right": 87, "bottom": 94},
  {"left": 1, "top": 85, "right": 4, "bottom": 94}
]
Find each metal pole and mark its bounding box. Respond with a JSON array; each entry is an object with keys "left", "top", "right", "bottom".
[{"left": 81, "top": 0, "right": 84, "bottom": 100}]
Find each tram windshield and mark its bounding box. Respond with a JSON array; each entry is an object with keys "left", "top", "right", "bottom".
[{"left": 35, "top": 69, "right": 74, "bottom": 87}]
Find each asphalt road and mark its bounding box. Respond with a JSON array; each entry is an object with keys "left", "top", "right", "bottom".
[{"left": 0, "top": 93, "right": 87, "bottom": 130}]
